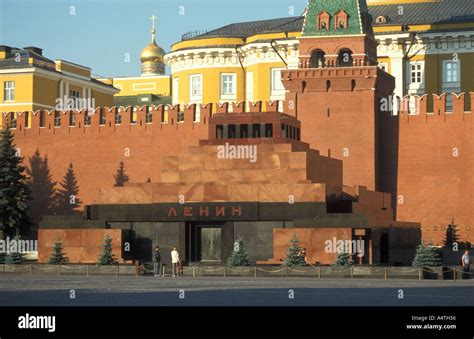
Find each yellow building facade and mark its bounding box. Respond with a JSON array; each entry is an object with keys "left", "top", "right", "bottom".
[
  {"left": 0, "top": 46, "right": 118, "bottom": 126},
  {"left": 100, "top": 75, "right": 170, "bottom": 106},
  {"left": 165, "top": 0, "right": 474, "bottom": 113},
  {"left": 165, "top": 26, "right": 302, "bottom": 112}
]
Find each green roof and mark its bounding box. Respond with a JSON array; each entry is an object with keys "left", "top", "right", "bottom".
[
  {"left": 302, "top": 0, "right": 368, "bottom": 37},
  {"left": 182, "top": 0, "right": 473, "bottom": 42}
]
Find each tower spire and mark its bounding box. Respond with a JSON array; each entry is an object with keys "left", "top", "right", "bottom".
[{"left": 150, "top": 15, "right": 157, "bottom": 43}]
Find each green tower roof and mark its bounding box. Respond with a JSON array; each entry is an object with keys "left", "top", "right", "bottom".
[{"left": 302, "top": 0, "right": 370, "bottom": 37}]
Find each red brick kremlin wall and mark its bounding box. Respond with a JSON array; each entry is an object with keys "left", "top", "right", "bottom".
[
  {"left": 7, "top": 101, "right": 284, "bottom": 208},
  {"left": 8, "top": 104, "right": 211, "bottom": 208},
  {"left": 392, "top": 93, "right": 473, "bottom": 245},
  {"left": 5, "top": 93, "right": 474, "bottom": 245}
]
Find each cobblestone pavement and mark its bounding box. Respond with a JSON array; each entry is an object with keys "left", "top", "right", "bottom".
[{"left": 0, "top": 276, "right": 473, "bottom": 306}]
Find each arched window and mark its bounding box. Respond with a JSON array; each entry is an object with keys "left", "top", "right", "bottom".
[
  {"left": 337, "top": 48, "right": 353, "bottom": 67},
  {"left": 310, "top": 49, "right": 326, "bottom": 68}
]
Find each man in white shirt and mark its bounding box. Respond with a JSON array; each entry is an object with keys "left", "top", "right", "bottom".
[
  {"left": 461, "top": 250, "right": 471, "bottom": 279},
  {"left": 171, "top": 246, "right": 180, "bottom": 277}
]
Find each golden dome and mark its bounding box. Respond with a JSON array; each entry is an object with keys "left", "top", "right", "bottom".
[
  {"left": 140, "top": 41, "right": 165, "bottom": 63},
  {"left": 140, "top": 16, "right": 165, "bottom": 75}
]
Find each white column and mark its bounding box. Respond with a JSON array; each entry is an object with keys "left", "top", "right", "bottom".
[
  {"left": 59, "top": 80, "right": 64, "bottom": 101},
  {"left": 87, "top": 88, "right": 92, "bottom": 110},
  {"left": 391, "top": 55, "right": 405, "bottom": 100}
]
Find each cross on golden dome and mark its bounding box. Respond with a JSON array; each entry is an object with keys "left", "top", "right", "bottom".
[{"left": 150, "top": 14, "right": 157, "bottom": 42}]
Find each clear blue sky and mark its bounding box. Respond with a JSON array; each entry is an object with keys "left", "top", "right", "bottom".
[{"left": 0, "top": 0, "right": 307, "bottom": 77}]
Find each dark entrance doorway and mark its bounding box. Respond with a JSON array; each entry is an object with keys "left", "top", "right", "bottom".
[
  {"left": 380, "top": 233, "right": 389, "bottom": 263},
  {"left": 186, "top": 222, "right": 222, "bottom": 262}
]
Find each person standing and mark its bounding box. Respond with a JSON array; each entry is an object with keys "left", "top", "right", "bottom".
[
  {"left": 154, "top": 246, "right": 161, "bottom": 277},
  {"left": 171, "top": 246, "right": 180, "bottom": 277},
  {"left": 461, "top": 250, "right": 471, "bottom": 279},
  {"left": 301, "top": 248, "right": 308, "bottom": 265}
]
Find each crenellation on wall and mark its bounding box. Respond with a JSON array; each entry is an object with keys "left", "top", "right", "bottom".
[
  {"left": 167, "top": 104, "right": 179, "bottom": 126},
  {"left": 248, "top": 101, "right": 263, "bottom": 113},
  {"left": 4, "top": 94, "right": 470, "bottom": 137},
  {"left": 103, "top": 106, "right": 115, "bottom": 131},
  {"left": 216, "top": 102, "right": 229, "bottom": 114},
  {"left": 266, "top": 101, "right": 280, "bottom": 111},
  {"left": 200, "top": 103, "right": 213, "bottom": 119},
  {"left": 3, "top": 100, "right": 294, "bottom": 135},
  {"left": 231, "top": 101, "right": 245, "bottom": 113},
  {"left": 183, "top": 103, "right": 196, "bottom": 123},
  {"left": 432, "top": 94, "right": 447, "bottom": 115},
  {"left": 30, "top": 111, "right": 40, "bottom": 131},
  {"left": 395, "top": 92, "right": 473, "bottom": 119},
  {"left": 90, "top": 107, "right": 101, "bottom": 127},
  {"left": 12, "top": 111, "right": 26, "bottom": 135},
  {"left": 452, "top": 93, "right": 466, "bottom": 115}
]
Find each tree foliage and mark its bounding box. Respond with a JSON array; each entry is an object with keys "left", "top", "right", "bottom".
[
  {"left": 412, "top": 242, "right": 442, "bottom": 267},
  {"left": 332, "top": 252, "right": 354, "bottom": 267},
  {"left": 0, "top": 127, "right": 32, "bottom": 237},
  {"left": 97, "top": 235, "right": 117, "bottom": 265},
  {"left": 283, "top": 234, "right": 306, "bottom": 267},
  {"left": 48, "top": 239, "right": 69, "bottom": 265},
  {"left": 227, "top": 237, "right": 250, "bottom": 266},
  {"left": 4, "top": 234, "right": 25, "bottom": 264}
]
